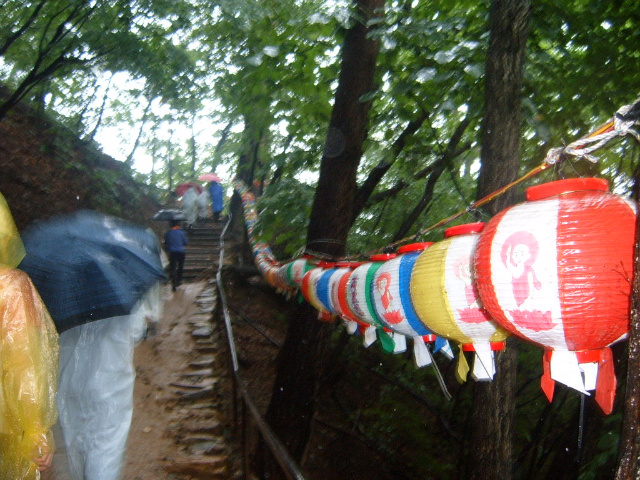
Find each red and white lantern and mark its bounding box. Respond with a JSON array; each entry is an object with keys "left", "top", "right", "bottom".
[
  {"left": 278, "top": 256, "right": 315, "bottom": 289},
  {"left": 326, "top": 262, "right": 362, "bottom": 334},
  {"left": 474, "top": 178, "right": 636, "bottom": 413}
]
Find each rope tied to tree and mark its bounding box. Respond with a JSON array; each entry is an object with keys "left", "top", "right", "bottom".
[{"left": 545, "top": 97, "right": 640, "bottom": 165}]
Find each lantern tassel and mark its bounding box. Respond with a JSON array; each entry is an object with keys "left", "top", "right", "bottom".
[
  {"left": 436, "top": 338, "right": 454, "bottom": 359},
  {"left": 345, "top": 319, "right": 358, "bottom": 335},
  {"left": 541, "top": 351, "right": 555, "bottom": 402},
  {"left": 455, "top": 345, "right": 470, "bottom": 383},
  {"left": 412, "top": 336, "right": 432, "bottom": 367},
  {"left": 392, "top": 333, "right": 407, "bottom": 354},
  {"left": 594, "top": 347, "right": 616, "bottom": 415},
  {"left": 362, "top": 325, "right": 377, "bottom": 347},
  {"left": 471, "top": 343, "right": 496, "bottom": 381},
  {"left": 377, "top": 327, "right": 396, "bottom": 353}
]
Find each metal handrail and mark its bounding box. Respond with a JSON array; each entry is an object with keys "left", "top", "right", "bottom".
[{"left": 215, "top": 215, "right": 307, "bottom": 480}]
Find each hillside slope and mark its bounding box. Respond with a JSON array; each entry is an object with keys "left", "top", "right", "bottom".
[{"left": 0, "top": 88, "right": 160, "bottom": 232}]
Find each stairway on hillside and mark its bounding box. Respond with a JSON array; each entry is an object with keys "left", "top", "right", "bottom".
[
  {"left": 163, "top": 217, "right": 236, "bottom": 479},
  {"left": 183, "top": 217, "right": 223, "bottom": 281}
]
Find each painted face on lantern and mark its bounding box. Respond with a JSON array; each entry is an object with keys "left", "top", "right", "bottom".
[
  {"left": 453, "top": 256, "right": 472, "bottom": 284},
  {"left": 500, "top": 231, "right": 542, "bottom": 307},
  {"left": 376, "top": 273, "right": 393, "bottom": 310},
  {"left": 510, "top": 243, "right": 530, "bottom": 267}
]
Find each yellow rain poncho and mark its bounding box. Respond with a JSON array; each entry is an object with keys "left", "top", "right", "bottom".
[{"left": 0, "top": 193, "right": 59, "bottom": 479}]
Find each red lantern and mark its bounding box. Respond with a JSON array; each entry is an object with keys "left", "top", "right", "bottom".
[{"left": 475, "top": 178, "right": 636, "bottom": 413}]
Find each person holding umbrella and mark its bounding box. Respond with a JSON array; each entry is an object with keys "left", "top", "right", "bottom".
[
  {"left": 0, "top": 192, "right": 59, "bottom": 479},
  {"left": 198, "top": 173, "right": 224, "bottom": 223},
  {"left": 164, "top": 218, "right": 189, "bottom": 291},
  {"left": 19, "top": 210, "right": 166, "bottom": 480}
]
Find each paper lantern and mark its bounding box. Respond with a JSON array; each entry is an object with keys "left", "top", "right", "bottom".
[
  {"left": 301, "top": 263, "right": 334, "bottom": 321},
  {"left": 253, "top": 243, "right": 284, "bottom": 289},
  {"left": 346, "top": 254, "right": 399, "bottom": 352},
  {"left": 411, "top": 223, "right": 509, "bottom": 381},
  {"left": 316, "top": 263, "right": 339, "bottom": 313},
  {"left": 333, "top": 262, "right": 373, "bottom": 336},
  {"left": 278, "top": 256, "right": 315, "bottom": 289},
  {"left": 370, "top": 243, "right": 451, "bottom": 366},
  {"left": 474, "top": 177, "right": 636, "bottom": 413},
  {"left": 276, "top": 262, "right": 292, "bottom": 290},
  {"left": 326, "top": 262, "right": 359, "bottom": 321}
]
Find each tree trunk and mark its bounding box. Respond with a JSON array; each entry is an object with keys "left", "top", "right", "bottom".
[
  {"left": 465, "top": 1, "right": 530, "bottom": 479},
  {"left": 256, "top": 0, "right": 384, "bottom": 477},
  {"left": 614, "top": 184, "right": 640, "bottom": 479},
  {"left": 306, "top": 0, "right": 384, "bottom": 258}
]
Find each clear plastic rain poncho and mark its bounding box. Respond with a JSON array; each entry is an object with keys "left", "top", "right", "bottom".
[
  {"left": 0, "top": 193, "right": 59, "bottom": 479},
  {"left": 57, "top": 282, "right": 162, "bottom": 480},
  {"left": 182, "top": 187, "right": 199, "bottom": 226},
  {"left": 196, "top": 188, "right": 210, "bottom": 219}
]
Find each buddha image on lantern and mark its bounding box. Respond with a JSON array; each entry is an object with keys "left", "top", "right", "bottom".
[
  {"left": 452, "top": 255, "right": 491, "bottom": 324},
  {"left": 349, "top": 275, "right": 366, "bottom": 318},
  {"left": 500, "top": 231, "right": 554, "bottom": 331},
  {"left": 375, "top": 272, "right": 403, "bottom": 324}
]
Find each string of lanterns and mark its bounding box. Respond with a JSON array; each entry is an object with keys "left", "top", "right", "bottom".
[{"left": 233, "top": 99, "right": 640, "bottom": 414}]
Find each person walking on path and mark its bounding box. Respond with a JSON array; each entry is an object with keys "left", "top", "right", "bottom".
[
  {"left": 56, "top": 284, "right": 162, "bottom": 480},
  {"left": 208, "top": 179, "right": 224, "bottom": 223},
  {"left": 181, "top": 187, "right": 199, "bottom": 228},
  {"left": 196, "top": 187, "right": 210, "bottom": 221},
  {"left": 0, "top": 192, "right": 59, "bottom": 479},
  {"left": 164, "top": 220, "right": 188, "bottom": 291}
]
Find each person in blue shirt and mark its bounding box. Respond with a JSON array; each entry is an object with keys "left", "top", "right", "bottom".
[
  {"left": 208, "top": 180, "right": 224, "bottom": 223},
  {"left": 164, "top": 220, "right": 188, "bottom": 291}
]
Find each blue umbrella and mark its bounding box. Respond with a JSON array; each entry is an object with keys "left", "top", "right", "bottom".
[{"left": 19, "top": 210, "right": 166, "bottom": 333}]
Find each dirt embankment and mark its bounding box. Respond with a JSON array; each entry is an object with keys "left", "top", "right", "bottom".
[{"left": 0, "top": 87, "right": 160, "bottom": 232}]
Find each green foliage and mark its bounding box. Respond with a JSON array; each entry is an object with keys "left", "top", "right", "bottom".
[{"left": 252, "top": 177, "right": 315, "bottom": 258}]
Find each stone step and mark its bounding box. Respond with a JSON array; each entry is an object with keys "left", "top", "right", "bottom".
[{"left": 165, "top": 455, "right": 229, "bottom": 479}]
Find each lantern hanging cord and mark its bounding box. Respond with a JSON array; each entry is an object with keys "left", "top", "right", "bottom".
[
  {"left": 378, "top": 98, "right": 640, "bottom": 256},
  {"left": 373, "top": 162, "right": 550, "bottom": 256},
  {"left": 545, "top": 97, "right": 640, "bottom": 165}
]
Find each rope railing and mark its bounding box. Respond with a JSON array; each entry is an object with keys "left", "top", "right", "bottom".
[{"left": 215, "top": 215, "right": 307, "bottom": 480}]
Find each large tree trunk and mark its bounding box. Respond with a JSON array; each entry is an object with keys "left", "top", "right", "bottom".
[
  {"left": 306, "top": 0, "right": 384, "bottom": 258},
  {"left": 256, "top": 0, "right": 384, "bottom": 477},
  {"left": 615, "top": 179, "right": 640, "bottom": 479},
  {"left": 465, "top": 1, "right": 530, "bottom": 479}
]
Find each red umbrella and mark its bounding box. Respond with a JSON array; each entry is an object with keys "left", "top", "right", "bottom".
[
  {"left": 175, "top": 182, "right": 202, "bottom": 197},
  {"left": 197, "top": 173, "right": 222, "bottom": 183}
]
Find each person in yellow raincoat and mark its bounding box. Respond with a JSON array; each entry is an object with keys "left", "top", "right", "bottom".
[{"left": 0, "top": 192, "right": 59, "bottom": 479}]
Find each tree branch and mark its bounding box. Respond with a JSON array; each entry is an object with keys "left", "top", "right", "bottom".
[{"left": 351, "top": 109, "right": 430, "bottom": 222}]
